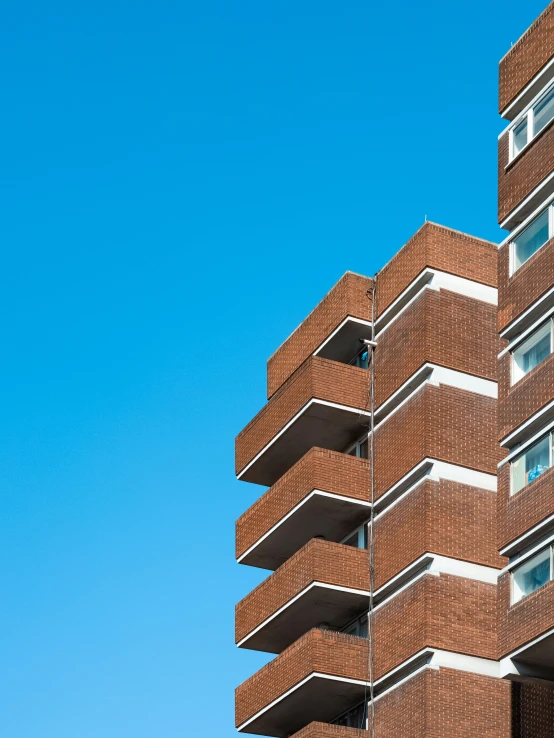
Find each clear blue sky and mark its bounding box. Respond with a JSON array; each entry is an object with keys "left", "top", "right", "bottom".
[{"left": 0, "top": 1, "right": 547, "bottom": 736}]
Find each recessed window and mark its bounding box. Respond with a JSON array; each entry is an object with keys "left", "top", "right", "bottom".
[
  {"left": 510, "top": 82, "right": 554, "bottom": 160},
  {"left": 342, "top": 524, "right": 368, "bottom": 550},
  {"left": 346, "top": 436, "right": 368, "bottom": 459},
  {"left": 350, "top": 347, "right": 369, "bottom": 369},
  {"left": 512, "top": 547, "right": 553, "bottom": 603},
  {"left": 341, "top": 614, "right": 368, "bottom": 638},
  {"left": 332, "top": 701, "right": 366, "bottom": 729},
  {"left": 512, "top": 320, "right": 553, "bottom": 383},
  {"left": 512, "top": 207, "right": 550, "bottom": 272},
  {"left": 511, "top": 433, "right": 553, "bottom": 495}
]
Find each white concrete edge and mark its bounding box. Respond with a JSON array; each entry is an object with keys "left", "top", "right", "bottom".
[
  {"left": 237, "top": 399, "right": 370, "bottom": 480},
  {"left": 376, "top": 269, "right": 498, "bottom": 338},
  {"left": 500, "top": 56, "right": 554, "bottom": 120},
  {"left": 313, "top": 315, "right": 373, "bottom": 357},
  {"left": 236, "top": 672, "right": 367, "bottom": 732},
  {"left": 502, "top": 624, "right": 554, "bottom": 666},
  {"left": 499, "top": 307, "right": 554, "bottom": 358},
  {"left": 500, "top": 171, "right": 554, "bottom": 233},
  {"left": 499, "top": 530, "right": 554, "bottom": 576},
  {"left": 499, "top": 399, "right": 554, "bottom": 452},
  {"left": 500, "top": 282, "right": 554, "bottom": 340},
  {"left": 500, "top": 512, "right": 554, "bottom": 558},
  {"left": 237, "top": 581, "right": 370, "bottom": 648},
  {"left": 237, "top": 490, "right": 372, "bottom": 564}
]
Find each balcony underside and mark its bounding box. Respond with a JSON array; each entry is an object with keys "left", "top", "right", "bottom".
[
  {"left": 239, "top": 583, "right": 369, "bottom": 653},
  {"left": 238, "top": 675, "right": 367, "bottom": 737},
  {"left": 504, "top": 631, "right": 554, "bottom": 685},
  {"left": 314, "top": 317, "right": 373, "bottom": 364},
  {"left": 238, "top": 401, "right": 369, "bottom": 486},
  {"left": 239, "top": 492, "right": 371, "bottom": 570}
]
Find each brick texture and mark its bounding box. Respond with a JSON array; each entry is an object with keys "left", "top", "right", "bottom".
[
  {"left": 498, "top": 123, "right": 554, "bottom": 223},
  {"left": 374, "top": 478, "right": 504, "bottom": 590},
  {"left": 374, "top": 667, "right": 512, "bottom": 738},
  {"left": 235, "top": 629, "right": 369, "bottom": 728},
  {"left": 374, "top": 384, "right": 501, "bottom": 498},
  {"left": 375, "top": 288, "right": 499, "bottom": 406},
  {"left": 499, "top": 0, "right": 554, "bottom": 113},
  {"left": 267, "top": 272, "right": 372, "bottom": 400},
  {"left": 235, "top": 356, "right": 368, "bottom": 477},
  {"left": 373, "top": 573, "right": 498, "bottom": 680},
  {"left": 236, "top": 448, "right": 369, "bottom": 561},
  {"left": 499, "top": 351, "right": 554, "bottom": 439},
  {"left": 375, "top": 222, "right": 497, "bottom": 317},
  {"left": 498, "top": 459, "right": 554, "bottom": 551},
  {"left": 235, "top": 539, "right": 368, "bottom": 645},
  {"left": 498, "top": 227, "right": 554, "bottom": 333},
  {"left": 291, "top": 724, "right": 366, "bottom": 738},
  {"left": 511, "top": 681, "right": 554, "bottom": 737},
  {"left": 499, "top": 572, "right": 554, "bottom": 657}
]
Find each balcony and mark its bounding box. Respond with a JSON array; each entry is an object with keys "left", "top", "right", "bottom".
[
  {"left": 266, "top": 272, "right": 373, "bottom": 400},
  {"left": 236, "top": 448, "right": 370, "bottom": 570},
  {"left": 499, "top": 353, "right": 554, "bottom": 441},
  {"left": 235, "top": 629, "right": 369, "bottom": 737},
  {"left": 291, "top": 724, "right": 366, "bottom": 738},
  {"left": 372, "top": 572, "right": 498, "bottom": 681},
  {"left": 235, "top": 357, "right": 369, "bottom": 487},
  {"left": 499, "top": 571, "right": 554, "bottom": 683},
  {"left": 236, "top": 539, "right": 369, "bottom": 653}
]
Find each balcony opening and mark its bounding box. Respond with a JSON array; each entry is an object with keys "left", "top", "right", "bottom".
[
  {"left": 346, "top": 435, "right": 369, "bottom": 460},
  {"left": 512, "top": 545, "right": 554, "bottom": 603},
  {"left": 341, "top": 613, "right": 368, "bottom": 639},
  {"left": 511, "top": 431, "right": 553, "bottom": 494},
  {"left": 342, "top": 523, "right": 368, "bottom": 550},
  {"left": 512, "top": 319, "right": 553, "bottom": 383},
  {"left": 349, "top": 346, "right": 369, "bottom": 370},
  {"left": 331, "top": 700, "right": 367, "bottom": 729}
]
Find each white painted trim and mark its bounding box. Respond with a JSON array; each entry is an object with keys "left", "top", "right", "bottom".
[
  {"left": 500, "top": 532, "right": 554, "bottom": 575},
  {"left": 500, "top": 401, "right": 554, "bottom": 451},
  {"left": 500, "top": 282, "right": 554, "bottom": 339},
  {"left": 237, "top": 490, "right": 372, "bottom": 564},
  {"left": 236, "top": 672, "right": 367, "bottom": 732},
  {"left": 373, "top": 570, "right": 434, "bottom": 612},
  {"left": 501, "top": 57, "right": 554, "bottom": 120},
  {"left": 429, "top": 270, "right": 497, "bottom": 305},
  {"left": 499, "top": 310, "right": 554, "bottom": 357},
  {"left": 504, "top": 623, "right": 554, "bottom": 663},
  {"left": 237, "top": 581, "right": 370, "bottom": 648},
  {"left": 499, "top": 191, "right": 554, "bottom": 248},
  {"left": 373, "top": 665, "right": 431, "bottom": 702},
  {"left": 500, "top": 512, "right": 554, "bottom": 558},
  {"left": 500, "top": 171, "right": 554, "bottom": 231},
  {"left": 375, "top": 269, "right": 433, "bottom": 332},
  {"left": 313, "top": 315, "right": 373, "bottom": 356},
  {"left": 428, "top": 460, "right": 497, "bottom": 491},
  {"left": 429, "top": 649, "right": 501, "bottom": 679},
  {"left": 236, "top": 399, "right": 370, "bottom": 480}
]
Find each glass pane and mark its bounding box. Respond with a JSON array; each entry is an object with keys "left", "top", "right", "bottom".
[
  {"left": 513, "top": 117, "right": 528, "bottom": 155},
  {"left": 357, "top": 617, "right": 368, "bottom": 639},
  {"left": 534, "top": 87, "right": 554, "bottom": 135},
  {"left": 514, "top": 209, "right": 550, "bottom": 270},
  {"left": 513, "top": 322, "right": 552, "bottom": 380},
  {"left": 513, "top": 548, "right": 551, "bottom": 602},
  {"left": 525, "top": 435, "right": 550, "bottom": 485},
  {"left": 359, "top": 438, "right": 368, "bottom": 459},
  {"left": 342, "top": 532, "right": 359, "bottom": 548},
  {"left": 356, "top": 350, "right": 369, "bottom": 369}
]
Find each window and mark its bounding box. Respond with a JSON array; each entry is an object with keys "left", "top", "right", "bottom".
[
  {"left": 342, "top": 524, "right": 368, "bottom": 550},
  {"left": 346, "top": 436, "right": 368, "bottom": 460},
  {"left": 512, "top": 207, "right": 550, "bottom": 272},
  {"left": 511, "top": 433, "right": 553, "bottom": 494},
  {"left": 512, "top": 320, "right": 553, "bottom": 383},
  {"left": 350, "top": 347, "right": 369, "bottom": 369},
  {"left": 512, "top": 547, "right": 553, "bottom": 603},
  {"left": 332, "top": 701, "right": 366, "bottom": 729},
  {"left": 341, "top": 614, "right": 368, "bottom": 638},
  {"left": 510, "top": 82, "right": 554, "bottom": 159}
]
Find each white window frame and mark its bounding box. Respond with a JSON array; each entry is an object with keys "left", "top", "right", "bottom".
[
  {"left": 509, "top": 203, "right": 554, "bottom": 275},
  {"left": 510, "top": 431, "right": 554, "bottom": 495},
  {"left": 345, "top": 434, "right": 369, "bottom": 459},
  {"left": 511, "top": 545, "right": 554, "bottom": 604},
  {"left": 509, "top": 80, "right": 554, "bottom": 161},
  {"left": 511, "top": 318, "right": 554, "bottom": 384}
]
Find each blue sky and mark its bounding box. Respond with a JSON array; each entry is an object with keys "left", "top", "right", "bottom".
[{"left": 0, "top": 1, "right": 548, "bottom": 736}]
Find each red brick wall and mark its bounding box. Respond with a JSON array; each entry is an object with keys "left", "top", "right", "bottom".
[
  {"left": 236, "top": 448, "right": 369, "bottom": 560},
  {"left": 499, "top": 0, "right": 554, "bottom": 113},
  {"left": 498, "top": 123, "right": 554, "bottom": 223},
  {"left": 373, "top": 573, "right": 498, "bottom": 679},
  {"left": 375, "top": 222, "right": 497, "bottom": 317},
  {"left": 499, "top": 351, "right": 554, "bottom": 439},
  {"left": 374, "top": 384, "right": 501, "bottom": 497},
  {"left": 375, "top": 288, "right": 499, "bottom": 407},
  {"left": 498, "top": 236, "right": 554, "bottom": 331},
  {"left": 498, "top": 461, "right": 554, "bottom": 551},
  {"left": 374, "top": 479, "right": 504, "bottom": 589},
  {"left": 235, "top": 629, "right": 369, "bottom": 728},
  {"left": 235, "top": 539, "right": 368, "bottom": 644},
  {"left": 512, "top": 681, "right": 554, "bottom": 737},
  {"left": 267, "top": 272, "right": 373, "bottom": 400},
  {"left": 374, "top": 668, "right": 512, "bottom": 738},
  {"left": 235, "top": 356, "right": 368, "bottom": 476},
  {"left": 499, "top": 572, "right": 554, "bottom": 657},
  {"left": 292, "top": 724, "right": 366, "bottom": 738}
]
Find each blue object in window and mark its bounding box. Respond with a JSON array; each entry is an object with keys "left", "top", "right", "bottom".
[{"left": 528, "top": 465, "right": 548, "bottom": 483}]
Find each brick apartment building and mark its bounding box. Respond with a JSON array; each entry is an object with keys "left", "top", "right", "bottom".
[{"left": 234, "top": 3, "right": 554, "bottom": 736}]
